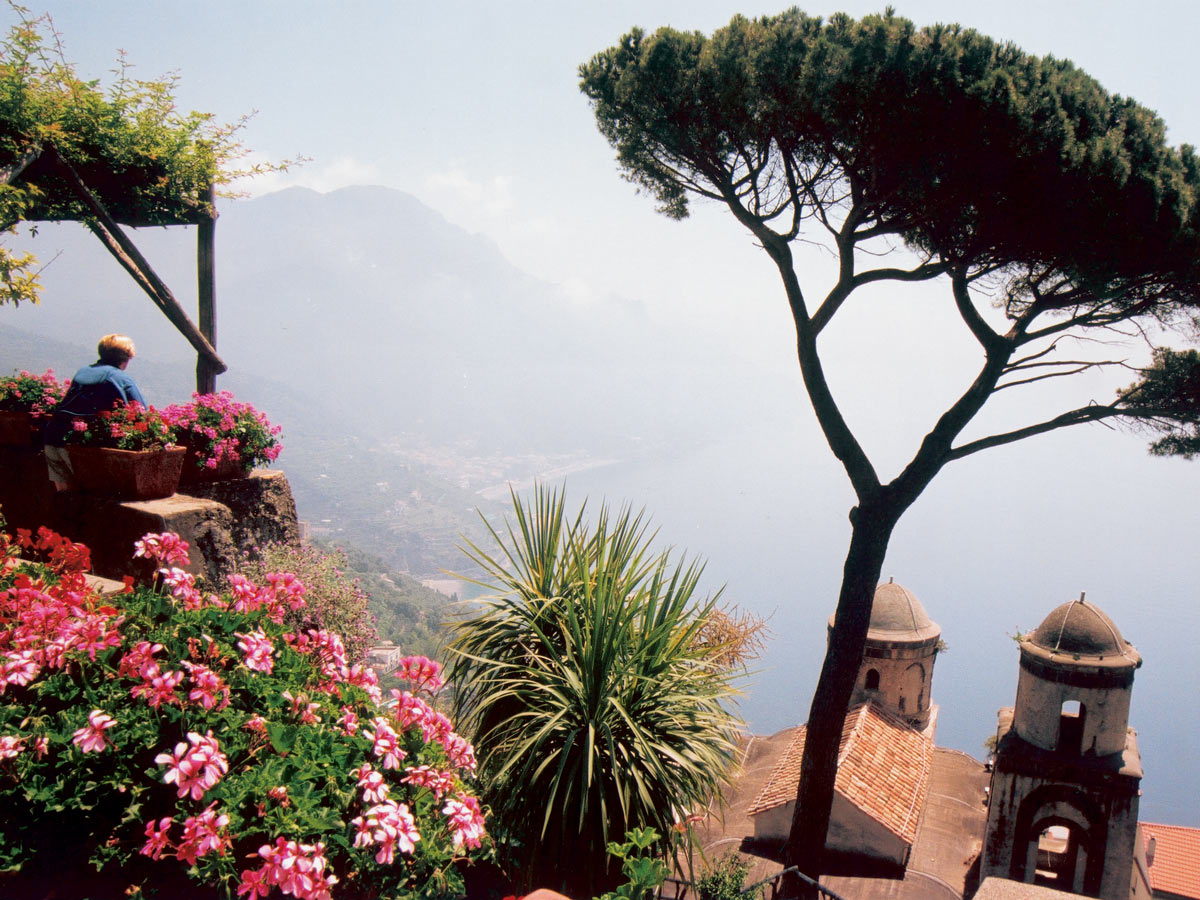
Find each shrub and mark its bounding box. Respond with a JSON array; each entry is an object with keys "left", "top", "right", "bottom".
[
  {"left": 238, "top": 541, "right": 378, "bottom": 664},
  {"left": 448, "top": 486, "right": 745, "bottom": 897},
  {"left": 0, "top": 526, "right": 486, "bottom": 899},
  {"left": 696, "top": 854, "right": 757, "bottom": 900},
  {"left": 59, "top": 400, "right": 177, "bottom": 450},
  {"left": 0, "top": 368, "right": 68, "bottom": 417}
]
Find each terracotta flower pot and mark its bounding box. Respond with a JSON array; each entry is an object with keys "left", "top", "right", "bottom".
[
  {"left": 179, "top": 448, "right": 250, "bottom": 485},
  {"left": 66, "top": 446, "right": 186, "bottom": 500},
  {"left": 0, "top": 410, "right": 39, "bottom": 446}
]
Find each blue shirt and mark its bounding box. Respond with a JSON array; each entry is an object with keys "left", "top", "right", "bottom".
[{"left": 45, "top": 362, "right": 147, "bottom": 445}]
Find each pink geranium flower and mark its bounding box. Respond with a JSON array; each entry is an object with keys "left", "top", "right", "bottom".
[
  {"left": 156, "top": 730, "right": 228, "bottom": 800},
  {"left": 236, "top": 629, "right": 276, "bottom": 673},
  {"left": 130, "top": 665, "right": 185, "bottom": 708},
  {"left": 118, "top": 640, "right": 164, "bottom": 679},
  {"left": 227, "top": 573, "right": 263, "bottom": 614},
  {"left": 350, "top": 800, "right": 420, "bottom": 865},
  {"left": 133, "top": 532, "right": 191, "bottom": 567},
  {"left": 72, "top": 709, "right": 116, "bottom": 754},
  {"left": 442, "top": 731, "right": 477, "bottom": 774},
  {"left": 396, "top": 655, "right": 445, "bottom": 693},
  {"left": 364, "top": 717, "right": 405, "bottom": 770},
  {"left": 355, "top": 762, "right": 390, "bottom": 804},
  {"left": 0, "top": 650, "right": 40, "bottom": 692},
  {"left": 140, "top": 817, "right": 173, "bottom": 860},
  {"left": 401, "top": 764, "right": 456, "bottom": 799},
  {"left": 184, "top": 661, "right": 230, "bottom": 710},
  {"left": 443, "top": 794, "right": 486, "bottom": 850},
  {"left": 248, "top": 837, "right": 337, "bottom": 900},
  {"left": 0, "top": 735, "right": 24, "bottom": 760},
  {"left": 177, "top": 803, "right": 231, "bottom": 865}
]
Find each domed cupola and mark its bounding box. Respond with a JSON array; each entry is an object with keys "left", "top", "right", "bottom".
[
  {"left": 830, "top": 579, "right": 942, "bottom": 732},
  {"left": 1013, "top": 594, "right": 1140, "bottom": 757},
  {"left": 983, "top": 593, "right": 1144, "bottom": 898}
]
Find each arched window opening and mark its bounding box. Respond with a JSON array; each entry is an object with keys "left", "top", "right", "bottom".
[
  {"left": 1058, "top": 700, "right": 1086, "bottom": 755},
  {"left": 864, "top": 669, "right": 880, "bottom": 691},
  {"left": 1031, "top": 821, "right": 1088, "bottom": 894}
]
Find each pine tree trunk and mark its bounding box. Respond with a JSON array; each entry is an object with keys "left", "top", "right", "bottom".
[{"left": 781, "top": 502, "right": 896, "bottom": 898}]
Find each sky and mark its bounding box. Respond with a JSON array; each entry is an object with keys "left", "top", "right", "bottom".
[
  {"left": 23, "top": 0, "right": 1200, "bottom": 350},
  {"left": 6, "top": 0, "right": 1200, "bottom": 822}
]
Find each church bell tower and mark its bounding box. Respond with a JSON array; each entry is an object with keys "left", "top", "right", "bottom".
[{"left": 981, "top": 595, "right": 1143, "bottom": 899}]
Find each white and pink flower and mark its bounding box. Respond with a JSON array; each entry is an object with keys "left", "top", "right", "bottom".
[
  {"left": 236, "top": 629, "right": 276, "bottom": 674},
  {"left": 156, "top": 730, "right": 228, "bottom": 800},
  {"left": 396, "top": 654, "right": 445, "bottom": 692},
  {"left": 442, "top": 794, "right": 486, "bottom": 850},
  {"left": 363, "top": 717, "right": 405, "bottom": 770},
  {"left": 177, "top": 803, "right": 231, "bottom": 865},
  {"left": 350, "top": 800, "right": 420, "bottom": 865},
  {"left": 133, "top": 532, "right": 191, "bottom": 567},
  {"left": 72, "top": 709, "right": 116, "bottom": 754}
]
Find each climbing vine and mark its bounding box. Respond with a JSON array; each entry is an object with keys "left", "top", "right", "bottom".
[{"left": 0, "top": 4, "right": 298, "bottom": 306}]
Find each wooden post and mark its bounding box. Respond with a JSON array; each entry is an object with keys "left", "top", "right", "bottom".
[{"left": 196, "top": 184, "right": 218, "bottom": 394}]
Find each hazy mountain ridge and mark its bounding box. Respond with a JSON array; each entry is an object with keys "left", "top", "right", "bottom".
[{"left": 6, "top": 185, "right": 775, "bottom": 454}]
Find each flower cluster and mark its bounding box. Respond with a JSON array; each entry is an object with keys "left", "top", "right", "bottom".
[
  {"left": 156, "top": 731, "right": 229, "bottom": 800},
  {"left": 162, "top": 391, "right": 282, "bottom": 472},
  {"left": 141, "top": 804, "right": 231, "bottom": 866},
  {"left": 0, "top": 526, "right": 487, "bottom": 898},
  {"left": 0, "top": 369, "right": 67, "bottom": 417},
  {"left": 61, "top": 401, "right": 177, "bottom": 451},
  {"left": 240, "top": 837, "right": 336, "bottom": 900},
  {"left": 397, "top": 654, "right": 446, "bottom": 693}
]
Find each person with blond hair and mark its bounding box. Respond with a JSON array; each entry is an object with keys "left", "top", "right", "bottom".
[{"left": 44, "top": 334, "right": 148, "bottom": 489}]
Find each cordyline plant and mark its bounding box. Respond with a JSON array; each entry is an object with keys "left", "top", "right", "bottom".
[
  {"left": 0, "top": 525, "right": 487, "bottom": 899},
  {"left": 59, "top": 400, "right": 177, "bottom": 451},
  {"left": 163, "top": 392, "right": 283, "bottom": 473},
  {"left": 448, "top": 485, "right": 749, "bottom": 898},
  {"left": 0, "top": 368, "right": 66, "bottom": 417}
]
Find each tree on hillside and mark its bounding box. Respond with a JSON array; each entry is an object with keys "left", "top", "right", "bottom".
[{"left": 580, "top": 9, "right": 1200, "bottom": 892}]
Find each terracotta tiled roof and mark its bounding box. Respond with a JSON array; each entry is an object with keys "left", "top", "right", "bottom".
[
  {"left": 1142, "top": 821, "right": 1200, "bottom": 900},
  {"left": 747, "top": 701, "right": 934, "bottom": 845}
]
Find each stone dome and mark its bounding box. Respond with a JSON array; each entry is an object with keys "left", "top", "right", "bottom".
[
  {"left": 829, "top": 580, "right": 941, "bottom": 643},
  {"left": 1028, "top": 597, "right": 1139, "bottom": 665}
]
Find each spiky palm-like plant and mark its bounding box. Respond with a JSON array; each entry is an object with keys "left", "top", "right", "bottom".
[{"left": 448, "top": 486, "right": 745, "bottom": 896}]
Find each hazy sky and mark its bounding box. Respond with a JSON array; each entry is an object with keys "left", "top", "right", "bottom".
[{"left": 23, "top": 0, "right": 1200, "bottom": 344}]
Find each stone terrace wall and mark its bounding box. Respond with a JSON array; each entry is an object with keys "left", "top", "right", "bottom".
[{"left": 0, "top": 444, "right": 299, "bottom": 588}]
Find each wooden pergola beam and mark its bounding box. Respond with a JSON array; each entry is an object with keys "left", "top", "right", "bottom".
[
  {"left": 0, "top": 144, "right": 42, "bottom": 186},
  {"left": 44, "top": 144, "right": 227, "bottom": 383}
]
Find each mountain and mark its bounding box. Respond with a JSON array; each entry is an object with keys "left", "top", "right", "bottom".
[{"left": 4, "top": 185, "right": 771, "bottom": 454}]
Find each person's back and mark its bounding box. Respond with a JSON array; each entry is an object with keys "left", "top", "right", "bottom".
[
  {"left": 44, "top": 363, "right": 144, "bottom": 444},
  {"left": 44, "top": 333, "right": 146, "bottom": 488}
]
